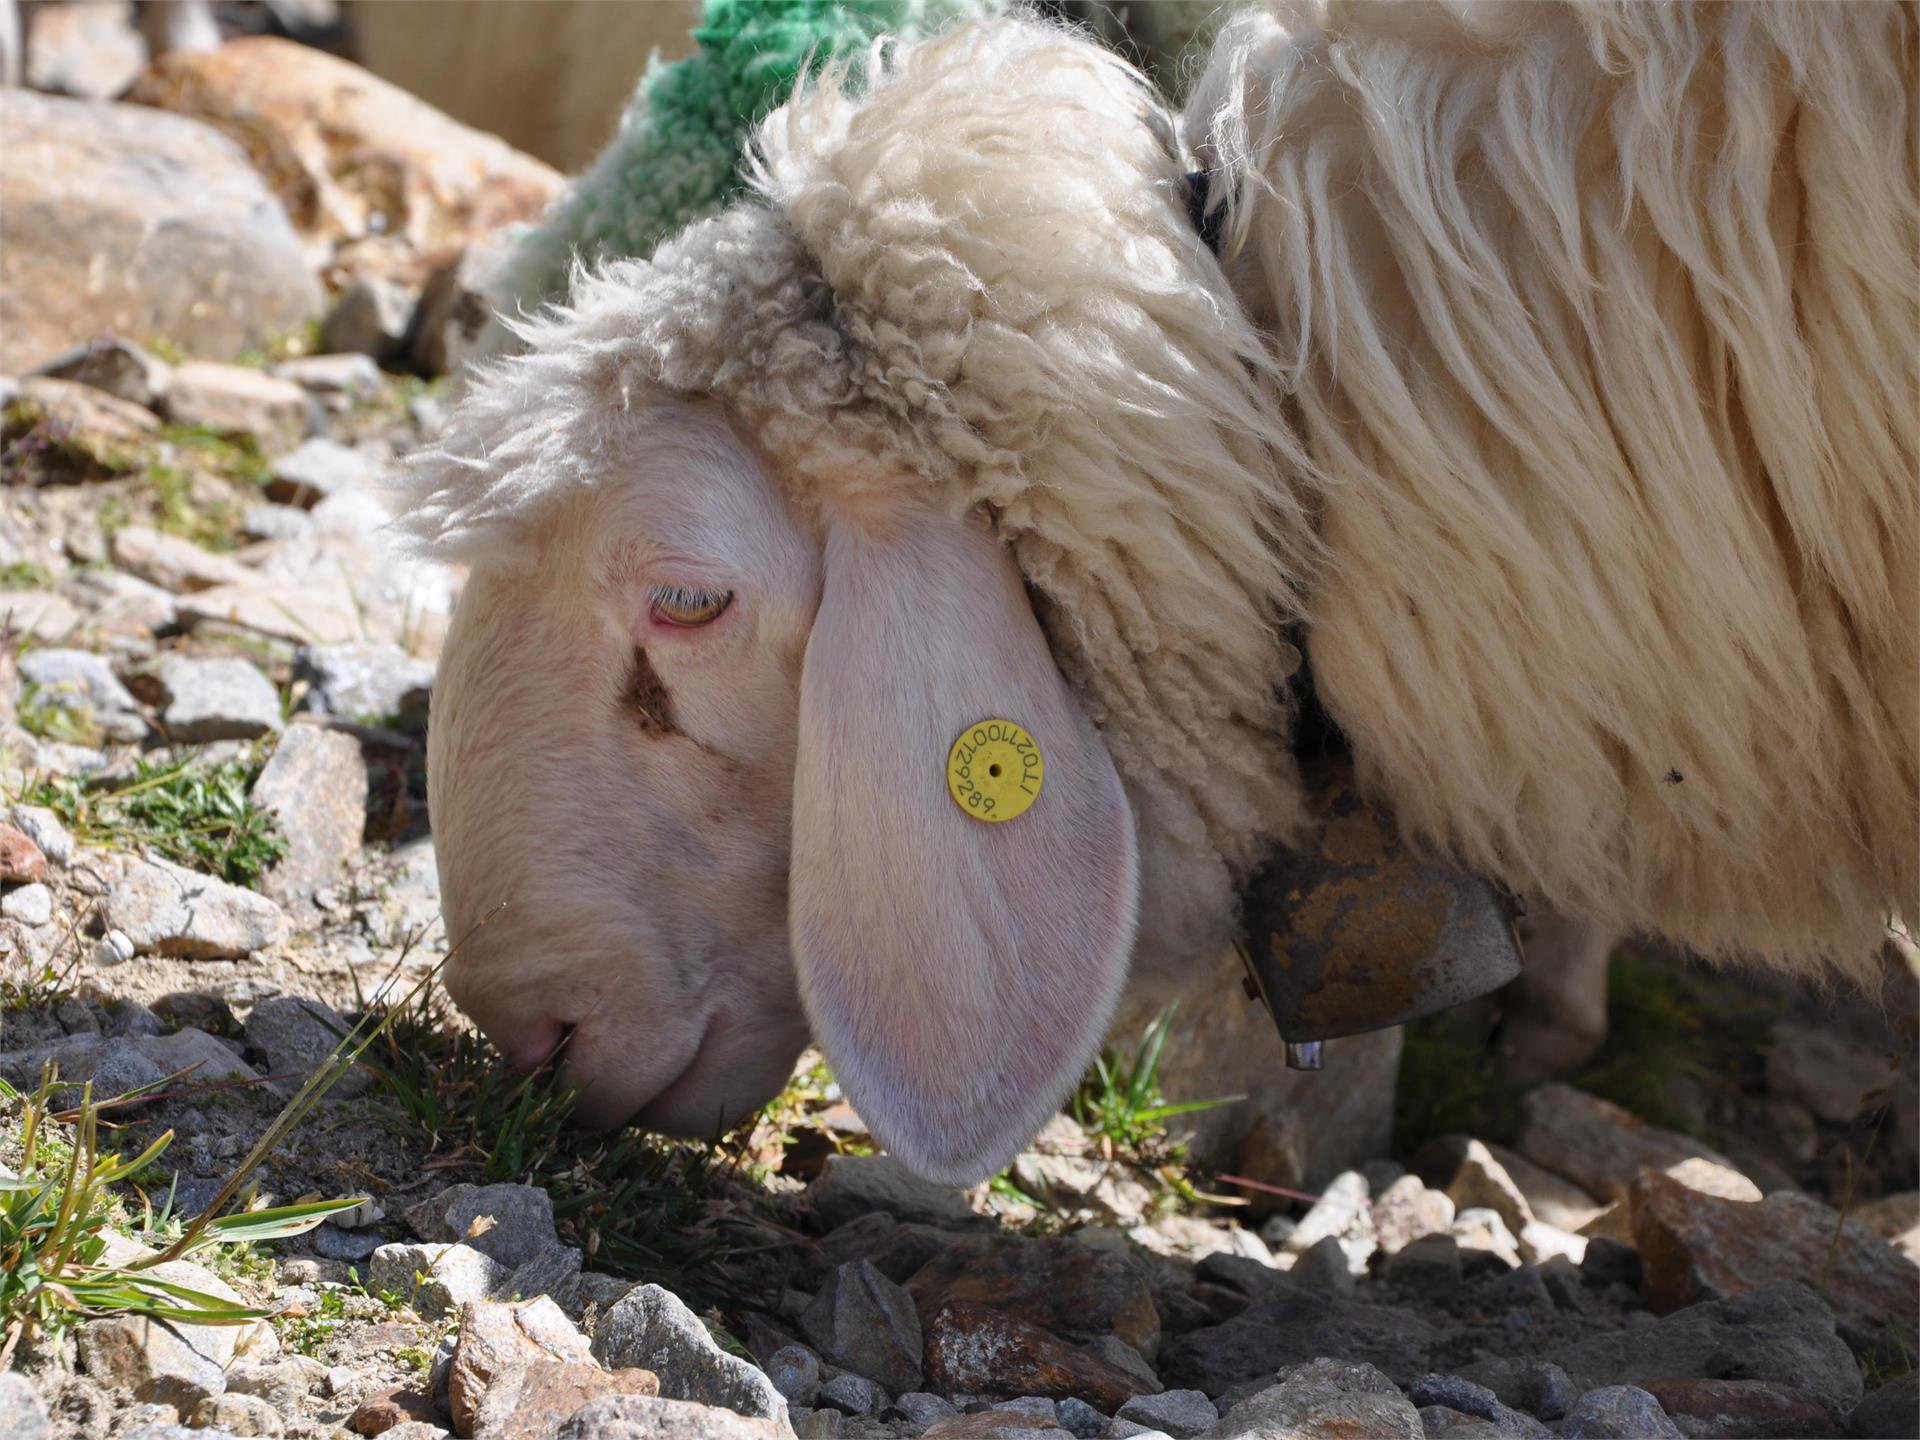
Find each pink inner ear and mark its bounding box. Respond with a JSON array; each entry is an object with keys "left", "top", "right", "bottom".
[{"left": 788, "top": 500, "right": 1139, "bottom": 1185}]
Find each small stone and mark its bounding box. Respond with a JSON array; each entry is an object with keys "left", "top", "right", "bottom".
[
  {"left": 447, "top": 1296, "right": 594, "bottom": 1435},
  {"left": 922, "top": 1300, "right": 1155, "bottom": 1412},
  {"left": 294, "top": 642, "right": 435, "bottom": 730},
  {"left": 225, "top": 1355, "right": 328, "bottom": 1412},
  {"left": 1445, "top": 1140, "right": 1534, "bottom": 1238},
  {"left": 369, "top": 1243, "right": 507, "bottom": 1321},
  {"left": 1284, "top": 1171, "right": 1373, "bottom": 1256},
  {"left": 1287, "top": 1236, "right": 1356, "bottom": 1296},
  {"left": 242, "top": 504, "right": 314, "bottom": 542},
  {"left": 766, "top": 1346, "right": 822, "bottom": 1407},
  {"left": 818, "top": 1374, "right": 887, "bottom": 1417},
  {"left": 0, "top": 1373, "right": 50, "bottom": 1440},
  {"left": 1558, "top": 1386, "right": 1684, "bottom": 1438},
  {"left": 250, "top": 726, "right": 368, "bottom": 909},
  {"left": 1853, "top": 1192, "right": 1920, "bottom": 1265},
  {"left": 379, "top": 1428, "right": 450, "bottom": 1440},
  {"left": 1449, "top": 1208, "right": 1521, "bottom": 1269},
  {"left": 1, "top": 590, "right": 81, "bottom": 643},
  {"left": 1517, "top": 1220, "right": 1586, "bottom": 1266},
  {"left": 324, "top": 275, "right": 417, "bottom": 361},
  {"left": 1159, "top": 1279, "right": 1434, "bottom": 1395},
  {"left": 1456, "top": 1358, "right": 1579, "bottom": 1422},
  {"left": 1514, "top": 1086, "right": 1752, "bottom": 1203},
  {"left": 3, "top": 377, "right": 158, "bottom": 480},
  {"left": 93, "top": 928, "right": 137, "bottom": 966},
  {"left": 554, "top": 1396, "right": 791, "bottom": 1440},
  {"left": 1, "top": 882, "right": 52, "bottom": 926},
  {"left": 1112, "top": 1391, "right": 1213, "bottom": 1438},
  {"left": 1372, "top": 1175, "right": 1455, "bottom": 1256},
  {"left": 18, "top": 647, "right": 141, "bottom": 714},
  {"left": 1087, "top": 1336, "right": 1159, "bottom": 1392},
  {"left": 1643, "top": 1378, "right": 1839, "bottom": 1438},
  {"left": 177, "top": 579, "right": 363, "bottom": 647},
  {"left": 893, "top": 1393, "right": 962, "bottom": 1429},
  {"left": 274, "top": 353, "right": 383, "bottom": 396},
  {"left": 35, "top": 337, "right": 174, "bottom": 408},
  {"left": 244, "top": 994, "right": 365, "bottom": 1096},
  {"left": 592, "top": 1284, "right": 787, "bottom": 1422},
  {"left": 78, "top": 1315, "right": 226, "bottom": 1409},
  {"left": 111, "top": 526, "right": 257, "bottom": 594},
  {"left": 102, "top": 854, "right": 288, "bottom": 958},
  {"left": 1765, "top": 1021, "right": 1899, "bottom": 1125},
  {"left": 800, "top": 1259, "right": 923, "bottom": 1397},
  {"left": 1054, "top": 1398, "right": 1104, "bottom": 1438},
  {"left": 310, "top": 1224, "right": 381, "bottom": 1263},
  {"left": 471, "top": 1360, "right": 660, "bottom": 1440},
  {"left": 154, "top": 655, "right": 283, "bottom": 742},
  {"left": 351, "top": 1386, "right": 438, "bottom": 1436},
  {"left": 1631, "top": 1172, "right": 1918, "bottom": 1340},
  {"left": 1406, "top": 1375, "right": 1550, "bottom": 1437},
  {"left": 921, "top": 1417, "right": 1064, "bottom": 1440},
  {"left": 796, "top": 1411, "right": 840, "bottom": 1439},
  {"left": 1846, "top": 1374, "right": 1919, "bottom": 1439},
  {"left": 409, "top": 1183, "right": 561, "bottom": 1269},
  {"left": 906, "top": 1234, "right": 1159, "bottom": 1362},
  {"left": 1209, "top": 1358, "right": 1420, "bottom": 1440},
  {"left": 806, "top": 1154, "right": 979, "bottom": 1231},
  {"left": 10, "top": 805, "right": 72, "bottom": 866},
  {"left": 164, "top": 363, "right": 309, "bottom": 451},
  {"left": 267, "top": 438, "right": 376, "bottom": 508},
  {"left": 136, "top": 1027, "right": 259, "bottom": 1082},
  {"left": 0, "top": 824, "right": 49, "bottom": 884},
  {"left": 1579, "top": 1236, "right": 1643, "bottom": 1291}
]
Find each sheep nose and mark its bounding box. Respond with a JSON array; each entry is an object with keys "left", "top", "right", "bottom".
[{"left": 498, "top": 1018, "right": 572, "bottom": 1074}]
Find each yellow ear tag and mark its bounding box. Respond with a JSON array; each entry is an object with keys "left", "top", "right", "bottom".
[{"left": 947, "top": 720, "right": 1044, "bottom": 823}]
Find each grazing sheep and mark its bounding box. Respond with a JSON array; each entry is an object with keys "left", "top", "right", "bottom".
[{"left": 398, "top": 2, "right": 1918, "bottom": 1183}]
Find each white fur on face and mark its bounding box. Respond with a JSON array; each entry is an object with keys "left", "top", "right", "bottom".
[{"left": 429, "top": 402, "right": 819, "bottom": 1135}]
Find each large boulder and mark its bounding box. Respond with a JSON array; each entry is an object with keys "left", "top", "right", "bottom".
[
  {"left": 0, "top": 90, "right": 322, "bottom": 375},
  {"left": 126, "top": 38, "right": 563, "bottom": 289}
]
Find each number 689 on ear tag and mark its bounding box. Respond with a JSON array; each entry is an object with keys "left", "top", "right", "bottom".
[{"left": 946, "top": 720, "right": 1044, "bottom": 823}]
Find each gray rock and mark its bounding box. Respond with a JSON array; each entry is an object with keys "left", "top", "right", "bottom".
[
  {"left": 1578, "top": 1237, "right": 1642, "bottom": 1292},
  {"left": 806, "top": 1155, "right": 979, "bottom": 1232},
  {"left": 500, "top": 1242, "right": 584, "bottom": 1309},
  {"left": 410, "top": 1183, "right": 560, "bottom": 1268},
  {"left": 102, "top": 854, "right": 288, "bottom": 958},
  {"left": 225, "top": 1355, "right": 328, "bottom": 1412},
  {"left": 93, "top": 929, "right": 137, "bottom": 966},
  {"left": 1287, "top": 1236, "right": 1356, "bottom": 1296},
  {"left": 136, "top": 1027, "right": 258, "bottom": 1082},
  {"left": 1766, "top": 1022, "right": 1896, "bottom": 1125},
  {"left": 819, "top": 1374, "right": 888, "bottom": 1417},
  {"left": 1207, "top": 1358, "right": 1420, "bottom": 1440},
  {"left": 250, "top": 726, "right": 368, "bottom": 910},
  {"left": 1087, "top": 1337, "right": 1160, "bottom": 1392},
  {"left": 273, "top": 353, "right": 383, "bottom": 397},
  {"left": 242, "top": 503, "right": 315, "bottom": 543},
  {"left": 155, "top": 656, "right": 283, "bottom": 742},
  {"left": 768, "top": 1345, "right": 824, "bottom": 1407},
  {"left": 1054, "top": 1398, "right": 1106, "bottom": 1439},
  {"left": 267, "top": 438, "right": 376, "bottom": 508},
  {"left": 1284, "top": 1171, "right": 1373, "bottom": 1256},
  {"left": 1372, "top": 1175, "right": 1456, "bottom": 1257},
  {"left": 1405, "top": 1375, "right": 1550, "bottom": 1437},
  {"left": 244, "top": 994, "right": 364, "bottom": 1097},
  {"left": 0, "top": 1372, "right": 50, "bottom": 1440},
  {"left": 295, "top": 642, "right": 435, "bottom": 730},
  {"left": 32, "top": 335, "right": 172, "bottom": 409},
  {"left": 0, "top": 92, "right": 323, "bottom": 376},
  {"left": 369, "top": 1243, "right": 507, "bottom": 1321},
  {"left": 0, "top": 1032, "right": 167, "bottom": 1096},
  {"left": 22, "top": 0, "right": 144, "bottom": 97},
  {"left": 308, "top": 1222, "right": 382, "bottom": 1263},
  {"left": 1, "top": 883, "right": 53, "bottom": 926},
  {"left": 18, "top": 647, "right": 139, "bottom": 714},
  {"left": 1160, "top": 1278, "right": 1434, "bottom": 1395},
  {"left": 1452, "top": 1359, "right": 1578, "bottom": 1422},
  {"left": 1559, "top": 1387, "right": 1684, "bottom": 1438},
  {"left": 323, "top": 274, "right": 417, "bottom": 362},
  {"left": 9, "top": 805, "right": 73, "bottom": 866},
  {"left": 1470, "top": 1283, "right": 1863, "bottom": 1419},
  {"left": 1386, "top": 1234, "right": 1463, "bottom": 1297},
  {"left": 187, "top": 1393, "right": 285, "bottom": 1437},
  {"left": 1847, "top": 1374, "right": 1919, "bottom": 1439},
  {"left": 555, "top": 1396, "right": 790, "bottom": 1440},
  {"left": 1449, "top": 1208, "right": 1521, "bottom": 1269},
  {"left": 163, "top": 362, "right": 310, "bottom": 451},
  {"left": 110, "top": 526, "right": 256, "bottom": 595},
  {"left": 74, "top": 1242, "right": 254, "bottom": 1407},
  {"left": 593, "top": 1284, "right": 788, "bottom": 1423},
  {"left": 800, "top": 1260, "right": 923, "bottom": 1397},
  {"left": 1113, "top": 1391, "right": 1214, "bottom": 1438},
  {"left": 892, "top": 1394, "right": 961, "bottom": 1429},
  {"left": 1105, "top": 1425, "right": 1169, "bottom": 1440},
  {"left": 1513, "top": 1086, "right": 1747, "bottom": 1204}
]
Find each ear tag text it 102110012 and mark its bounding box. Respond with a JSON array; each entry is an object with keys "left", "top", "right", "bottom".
[{"left": 947, "top": 720, "right": 1044, "bottom": 823}]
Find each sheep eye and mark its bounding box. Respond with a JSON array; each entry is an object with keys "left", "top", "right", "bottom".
[{"left": 650, "top": 585, "right": 733, "bottom": 627}]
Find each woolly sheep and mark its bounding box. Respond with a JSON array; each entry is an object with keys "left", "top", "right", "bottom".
[{"left": 397, "top": 2, "right": 1919, "bottom": 1184}]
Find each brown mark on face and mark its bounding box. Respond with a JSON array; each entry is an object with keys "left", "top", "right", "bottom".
[{"left": 624, "top": 648, "right": 681, "bottom": 736}]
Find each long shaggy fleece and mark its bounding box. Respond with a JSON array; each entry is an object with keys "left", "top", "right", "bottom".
[
  {"left": 1188, "top": 0, "right": 1917, "bottom": 971},
  {"left": 401, "top": 2, "right": 1916, "bottom": 977}
]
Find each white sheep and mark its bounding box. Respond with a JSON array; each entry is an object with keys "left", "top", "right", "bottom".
[{"left": 397, "top": 1, "right": 1918, "bottom": 1184}]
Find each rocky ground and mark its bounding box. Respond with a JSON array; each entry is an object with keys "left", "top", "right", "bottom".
[{"left": 4, "top": 14, "right": 1920, "bottom": 1440}]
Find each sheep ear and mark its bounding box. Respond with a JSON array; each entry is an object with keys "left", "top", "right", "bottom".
[{"left": 790, "top": 502, "right": 1139, "bottom": 1185}]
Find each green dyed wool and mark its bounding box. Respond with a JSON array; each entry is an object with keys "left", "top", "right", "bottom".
[{"left": 493, "top": 0, "right": 1007, "bottom": 314}]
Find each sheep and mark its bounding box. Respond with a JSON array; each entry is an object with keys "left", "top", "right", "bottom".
[{"left": 396, "top": 1, "right": 1919, "bottom": 1185}]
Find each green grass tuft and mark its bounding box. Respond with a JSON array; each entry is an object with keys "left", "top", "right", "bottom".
[{"left": 21, "top": 751, "right": 288, "bottom": 888}]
